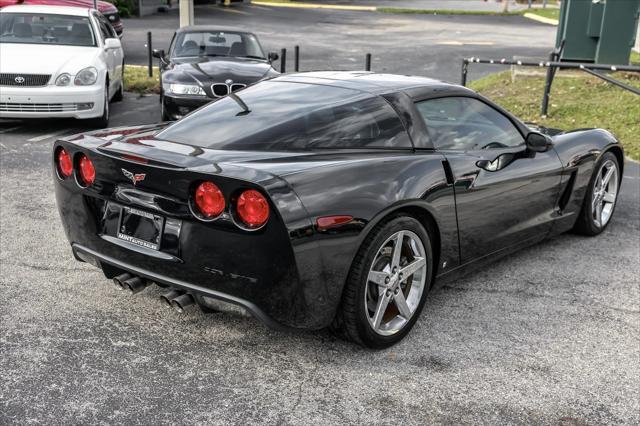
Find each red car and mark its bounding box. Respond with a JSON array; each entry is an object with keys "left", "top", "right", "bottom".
[{"left": 0, "top": 0, "right": 123, "bottom": 36}]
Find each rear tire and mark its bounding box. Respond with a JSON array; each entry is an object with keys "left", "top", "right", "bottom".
[
  {"left": 573, "top": 152, "right": 620, "bottom": 236},
  {"left": 332, "top": 215, "right": 434, "bottom": 349}
]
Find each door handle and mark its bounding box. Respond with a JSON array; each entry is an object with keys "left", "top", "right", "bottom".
[
  {"left": 476, "top": 158, "right": 499, "bottom": 172},
  {"left": 476, "top": 153, "right": 517, "bottom": 172}
]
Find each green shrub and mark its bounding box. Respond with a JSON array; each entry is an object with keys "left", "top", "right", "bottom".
[{"left": 112, "top": 0, "right": 135, "bottom": 17}]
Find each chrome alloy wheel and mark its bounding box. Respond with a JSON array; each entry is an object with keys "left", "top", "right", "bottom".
[
  {"left": 592, "top": 159, "right": 618, "bottom": 228},
  {"left": 364, "top": 230, "right": 427, "bottom": 336}
]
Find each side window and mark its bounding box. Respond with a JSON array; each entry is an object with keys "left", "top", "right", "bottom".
[
  {"left": 102, "top": 18, "right": 117, "bottom": 38},
  {"left": 298, "top": 96, "right": 412, "bottom": 149},
  {"left": 95, "top": 15, "right": 112, "bottom": 41},
  {"left": 415, "top": 97, "right": 524, "bottom": 150}
]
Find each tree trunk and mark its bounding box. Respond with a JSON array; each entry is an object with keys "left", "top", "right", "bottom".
[{"left": 503, "top": 0, "right": 509, "bottom": 13}]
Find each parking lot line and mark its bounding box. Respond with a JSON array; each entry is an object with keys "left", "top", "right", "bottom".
[
  {"left": 219, "top": 7, "right": 249, "bottom": 14},
  {"left": 0, "top": 126, "right": 22, "bottom": 134},
  {"left": 27, "top": 130, "right": 70, "bottom": 142}
]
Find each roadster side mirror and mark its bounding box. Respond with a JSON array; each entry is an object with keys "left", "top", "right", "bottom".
[
  {"left": 268, "top": 52, "right": 279, "bottom": 63},
  {"left": 152, "top": 49, "right": 165, "bottom": 59},
  {"left": 526, "top": 131, "right": 552, "bottom": 153}
]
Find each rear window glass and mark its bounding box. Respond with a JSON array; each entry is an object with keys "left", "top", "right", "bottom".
[
  {"left": 157, "top": 81, "right": 411, "bottom": 151},
  {"left": 0, "top": 13, "right": 96, "bottom": 47}
]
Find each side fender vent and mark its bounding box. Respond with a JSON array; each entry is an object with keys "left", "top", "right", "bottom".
[{"left": 558, "top": 170, "right": 577, "bottom": 212}]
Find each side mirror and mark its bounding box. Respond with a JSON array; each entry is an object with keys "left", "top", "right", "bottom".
[
  {"left": 104, "top": 38, "right": 121, "bottom": 50},
  {"left": 267, "top": 51, "right": 279, "bottom": 63},
  {"left": 525, "top": 131, "right": 552, "bottom": 153},
  {"left": 152, "top": 49, "right": 166, "bottom": 59}
]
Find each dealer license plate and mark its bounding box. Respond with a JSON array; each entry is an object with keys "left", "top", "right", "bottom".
[{"left": 117, "top": 207, "right": 164, "bottom": 250}]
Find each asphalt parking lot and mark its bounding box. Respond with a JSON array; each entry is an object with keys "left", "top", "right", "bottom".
[
  {"left": 1, "top": 5, "right": 639, "bottom": 425},
  {"left": 122, "top": 4, "right": 557, "bottom": 81}
]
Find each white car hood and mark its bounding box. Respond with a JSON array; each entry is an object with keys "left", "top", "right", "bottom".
[{"left": 0, "top": 43, "right": 100, "bottom": 76}]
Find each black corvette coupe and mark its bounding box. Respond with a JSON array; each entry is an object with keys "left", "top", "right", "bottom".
[
  {"left": 53, "top": 72, "right": 624, "bottom": 348},
  {"left": 152, "top": 25, "right": 279, "bottom": 121}
]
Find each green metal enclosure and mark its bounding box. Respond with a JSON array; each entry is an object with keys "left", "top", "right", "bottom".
[{"left": 556, "top": 0, "right": 640, "bottom": 65}]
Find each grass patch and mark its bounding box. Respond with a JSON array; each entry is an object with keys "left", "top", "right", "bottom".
[
  {"left": 469, "top": 71, "right": 640, "bottom": 160},
  {"left": 378, "top": 7, "right": 523, "bottom": 16},
  {"left": 124, "top": 65, "right": 160, "bottom": 94},
  {"left": 525, "top": 7, "right": 559, "bottom": 21},
  {"left": 631, "top": 50, "right": 640, "bottom": 65}
]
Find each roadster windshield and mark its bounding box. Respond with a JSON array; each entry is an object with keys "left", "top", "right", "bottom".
[
  {"left": 172, "top": 30, "right": 265, "bottom": 59},
  {"left": 157, "top": 81, "right": 411, "bottom": 151},
  {"left": 0, "top": 13, "right": 96, "bottom": 47}
]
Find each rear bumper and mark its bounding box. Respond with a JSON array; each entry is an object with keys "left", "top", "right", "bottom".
[
  {"left": 72, "top": 243, "right": 287, "bottom": 330},
  {"left": 52, "top": 146, "right": 336, "bottom": 330},
  {"left": 0, "top": 85, "right": 104, "bottom": 119}
]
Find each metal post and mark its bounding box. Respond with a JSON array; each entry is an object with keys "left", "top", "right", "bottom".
[
  {"left": 280, "top": 48, "right": 286, "bottom": 73},
  {"left": 179, "top": 0, "right": 194, "bottom": 28},
  {"left": 541, "top": 40, "right": 564, "bottom": 116},
  {"left": 93, "top": 0, "right": 97, "bottom": 9},
  {"left": 147, "top": 32, "right": 153, "bottom": 78},
  {"left": 461, "top": 59, "right": 468, "bottom": 86},
  {"left": 294, "top": 45, "right": 299, "bottom": 72},
  {"left": 365, "top": 53, "right": 371, "bottom": 71},
  {"left": 541, "top": 64, "right": 554, "bottom": 115},
  {"left": 543, "top": 0, "right": 547, "bottom": 8}
]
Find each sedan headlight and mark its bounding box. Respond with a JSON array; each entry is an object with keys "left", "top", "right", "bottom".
[
  {"left": 166, "top": 83, "right": 206, "bottom": 96},
  {"left": 55, "top": 73, "right": 71, "bottom": 86},
  {"left": 74, "top": 67, "right": 98, "bottom": 86}
]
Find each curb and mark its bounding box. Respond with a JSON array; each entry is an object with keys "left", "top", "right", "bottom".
[
  {"left": 252, "top": 1, "right": 377, "bottom": 11},
  {"left": 523, "top": 12, "right": 558, "bottom": 26}
]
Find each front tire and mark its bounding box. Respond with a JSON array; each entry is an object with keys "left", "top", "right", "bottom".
[
  {"left": 112, "top": 61, "right": 124, "bottom": 102},
  {"left": 333, "top": 215, "right": 434, "bottom": 348},
  {"left": 160, "top": 92, "right": 171, "bottom": 121},
  {"left": 84, "top": 83, "right": 109, "bottom": 129},
  {"left": 573, "top": 152, "right": 620, "bottom": 236}
]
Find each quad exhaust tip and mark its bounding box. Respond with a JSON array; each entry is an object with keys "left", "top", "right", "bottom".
[
  {"left": 123, "top": 277, "right": 150, "bottom": 294},
  {"left": 160, "top": 290, "right": 183, "bottom": 306},
  {"left": 112, "top": 273, "right": 132, "bottom": 290},
  {"left": 171, "top": 294, "right": 195, "bottom": 313}
]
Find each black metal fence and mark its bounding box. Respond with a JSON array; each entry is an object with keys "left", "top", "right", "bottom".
[
  {"left": 276, "top": 47, "right": 372, "bottom": 73},
  {"left": 461, "top": 56, "right": 640, "bottom": 115}
]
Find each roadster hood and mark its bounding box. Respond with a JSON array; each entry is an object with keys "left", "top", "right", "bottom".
[
  {"left": 167, "top": 56, "right": 273, "bottom": 84},
  {"left": 0, "top": 43, "right": 99, "bottom": 75}
]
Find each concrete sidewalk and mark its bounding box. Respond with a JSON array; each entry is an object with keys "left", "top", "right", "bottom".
[{"left": 260, "top": 0, "right": 530, "bottom": 12}]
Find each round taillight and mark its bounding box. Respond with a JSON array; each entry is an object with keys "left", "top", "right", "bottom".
[
  {"left": 236, "top": 189, "right": 269, "bottom": 228},
  {"left": 56, "top": 148, "right": 73, "bottom": 178},
  {"left": 78, "top": 154, "right": 95, "bottom": 186},
  {"left": 194, "top": 181, "right": 225, "bottom": 219}
]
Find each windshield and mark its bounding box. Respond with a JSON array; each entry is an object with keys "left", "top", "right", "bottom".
[
  {"left": 172, "top": 30, "right": 265, "bottom": 59},
  {"left": 157, "top": 81, "right": 412, "bottom": 151},
  {"left": 0, "top": 13, "right": 96, "bottom": 47}
]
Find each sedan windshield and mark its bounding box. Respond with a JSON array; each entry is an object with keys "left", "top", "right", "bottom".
[
  {"left": 172, "top": 31, "right": 264, "bottom": 59},
  {"left": 157, "top": 81, "right": 412, "bottom": 151},
  {"left": 0, "top": 13, "right": 96, "bottom": 47}
]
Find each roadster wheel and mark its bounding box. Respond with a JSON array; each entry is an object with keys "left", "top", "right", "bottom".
[
  {"left": 333, "top": 215, "right": 433, "bottom": 348},
  {"left": 573, "top": 152, "right": 620, "bottom": 236}
]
